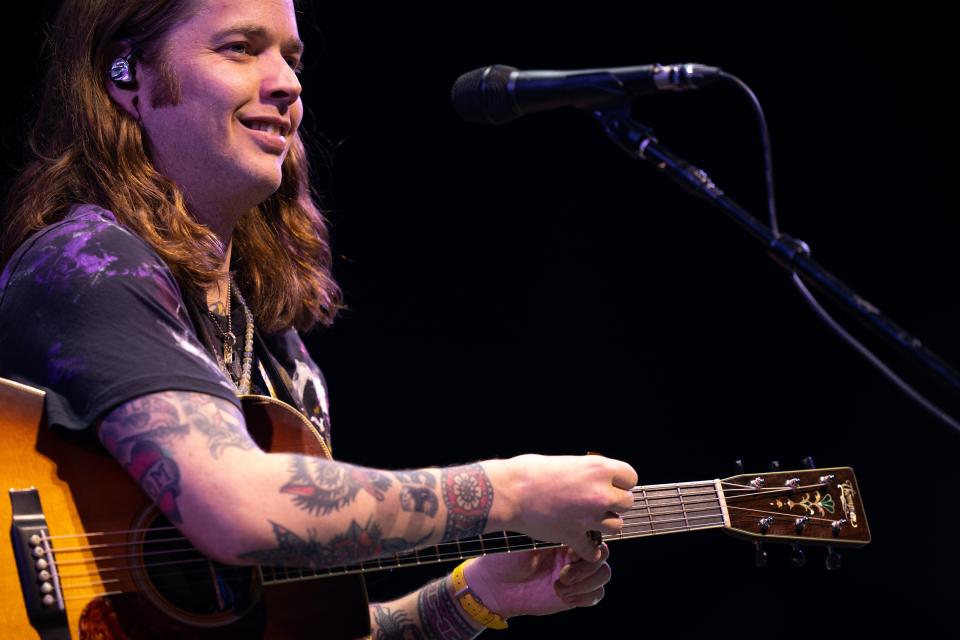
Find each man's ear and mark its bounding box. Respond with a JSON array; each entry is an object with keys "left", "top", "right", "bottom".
[{"left": 104, "top": 41, "right": 142, "bottom": 121}]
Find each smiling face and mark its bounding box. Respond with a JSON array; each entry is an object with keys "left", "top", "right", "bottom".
[{"left": 131, "top": 0, "right": 304, "bottom": 233}]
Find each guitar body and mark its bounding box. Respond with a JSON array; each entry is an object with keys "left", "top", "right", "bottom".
[{"left": 0, "top": 378, "right": 369, "bottom": 639}]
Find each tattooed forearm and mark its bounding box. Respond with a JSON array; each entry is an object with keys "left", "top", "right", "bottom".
[
  {"left": 440, "top": 464, "right": 493, "bottom": 541},
  {"left": 238, "top": 517, "right": 433, "bottom": 569},
  {"left": 395, "top": 470, "right": 439, "bottom": 518},
  {"left": 281, "top": 456, "right": 392, "bottom": 516},
  {"left": 417, "top": 577, "right": 481, "bottom": 640},
  {"left": 372, "top": 604, "right": 426, "bottom": 640}
]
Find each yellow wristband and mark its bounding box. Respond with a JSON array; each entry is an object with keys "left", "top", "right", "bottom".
[{"left": 451, "top": 560, "right": 509, "bottom": 630}]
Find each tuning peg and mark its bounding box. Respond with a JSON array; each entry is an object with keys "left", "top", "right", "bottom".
[
  {"left": 753, "top": 542, "right": 768, "bottom": 568},
  {"left": 825, "top": 546, "right": 842, "bottom": 571},
  {"left": 734, "top": 459, "right": 745, "bottom": 474},
  {"left": 789, "top": 544, "right": 806, "bottom": 568},
  {"left": 802, "top": 455, "right": 816, "bottom": 469},
  {"left": 758, "top": 516, "right": 773, "bottom": 535},
  {"left": 831, "top": 518, "right": 848, "bottom": 538},
  {"left": 768, "top": 460, "right": 780, "bottom": 471}
]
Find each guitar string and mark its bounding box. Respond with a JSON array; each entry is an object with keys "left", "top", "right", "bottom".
[
  {"left": 37, "top": 484, "right": 717, "bottom": 547},
  {"left": 48, "top": 507, "right": 733, "bottom": 581},
  {"left": 45, "top": 500, "right": 729, "bottom": 559},
  {"left": 36, "top": 480, "right": 824, "bottom": 545},
  {"left": 47, "top": 505, "right": 725, "bottom": 564},
  {"left": 39, "top": 483, "right": 839, "bottom": 559},
  {"left": 54, "top": 497, "right": 852, "bottom": 595},
  {"left": 49, "top": 502, "right": 842, "bottom": 595},
  {"left": 41, "top": 495, "right": 838, "bottom": 568},
  {"left": 54, "top": 520, "right": 730, "bottom": 597},
  {"left": 725, "top": 505, "right": 839, "bottom": 523},
  {"left": 48, "top": 510, "right": 723, "bottom": 587},
  {"left": 38, "top": 483, "right": 847, "bottom": 595}
]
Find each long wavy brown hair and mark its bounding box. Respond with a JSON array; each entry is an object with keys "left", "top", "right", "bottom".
[{"left": 1, "top": 0, "right": 341, "bottom": 332}]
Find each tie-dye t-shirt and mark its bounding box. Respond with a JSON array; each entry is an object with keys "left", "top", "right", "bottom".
[{"left": 0, "top": 204, "right": 332, "bottom": 446}]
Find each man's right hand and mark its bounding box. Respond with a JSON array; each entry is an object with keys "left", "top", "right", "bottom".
[{"left": 482, "top": 454, "right": 638, "bottom": 560}]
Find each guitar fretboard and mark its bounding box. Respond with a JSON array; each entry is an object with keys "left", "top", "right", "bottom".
[{"left": 260, "top": 479, "right": 727, "bottom": 586}]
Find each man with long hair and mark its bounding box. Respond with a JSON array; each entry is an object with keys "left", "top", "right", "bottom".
[{"left": 0, "top": 1, "right": 637, "bottom": 637}]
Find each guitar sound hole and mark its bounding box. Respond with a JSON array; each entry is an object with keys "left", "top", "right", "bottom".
[{"left": 139, "top": 514, "right": 260, "bottom": 624}]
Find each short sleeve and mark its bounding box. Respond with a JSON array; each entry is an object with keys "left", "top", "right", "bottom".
[{"left": 0, "top": 205, "right": 241, "bottom": 431}]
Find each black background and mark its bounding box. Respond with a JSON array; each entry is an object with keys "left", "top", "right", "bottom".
[{"left": 7, "top": 1, "right": 958, "bottom": 637}]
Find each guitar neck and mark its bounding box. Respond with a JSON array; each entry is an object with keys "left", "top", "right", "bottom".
[{"left": 259, "top": 479, "right": 727, "bottom": 585}]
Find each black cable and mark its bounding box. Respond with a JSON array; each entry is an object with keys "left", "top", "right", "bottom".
[{"left": 719, "top": 71, "right": 960, "bottom": 434}]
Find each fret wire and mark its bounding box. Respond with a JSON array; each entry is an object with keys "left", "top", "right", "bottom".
[{"left": 641, "top": 487, "right": 654, "bottom": 528}]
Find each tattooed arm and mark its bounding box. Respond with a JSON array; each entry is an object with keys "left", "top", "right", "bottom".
[
  {"left": 367, "top": 543, "right": 614, "bottom": 639},
  {"left": 369, "top": 577, "right": 484, "bottom": 640},
  {"left": 96, "top": 390, "right": 637, "bottom": 567}
]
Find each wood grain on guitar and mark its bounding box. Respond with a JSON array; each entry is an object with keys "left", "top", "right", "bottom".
[{"left": 1, "top": 376, "right": 871, "bottom": 639}]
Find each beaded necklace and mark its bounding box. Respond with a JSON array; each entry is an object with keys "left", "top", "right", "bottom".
[{"left": 207, "top": 276, "right": 254, "bottom": 395}]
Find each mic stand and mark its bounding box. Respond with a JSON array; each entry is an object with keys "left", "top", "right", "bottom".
[{"left": 591, "top": 105, "right": 960, "bottom": 395}]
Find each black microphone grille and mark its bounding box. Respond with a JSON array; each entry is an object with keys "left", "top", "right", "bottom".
[{"left": 450, "top": 65, "right": 519, "bottom": 125}]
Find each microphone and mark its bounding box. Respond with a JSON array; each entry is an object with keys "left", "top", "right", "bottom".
[{"left": 451, "top": 63, "right": 722, "bottom": 124}]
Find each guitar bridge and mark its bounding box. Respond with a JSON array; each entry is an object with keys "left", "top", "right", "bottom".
[{"left": 9, "top": 488, "right": 69, "bottom": 638}]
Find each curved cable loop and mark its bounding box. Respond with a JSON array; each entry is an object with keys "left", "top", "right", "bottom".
[{"left": 720, "top": 71, "right": 960, "bottom": 434}]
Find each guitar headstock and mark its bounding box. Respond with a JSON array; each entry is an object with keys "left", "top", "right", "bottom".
[{"left": 720, "top": 466, "right": 870, "bottom": 547}]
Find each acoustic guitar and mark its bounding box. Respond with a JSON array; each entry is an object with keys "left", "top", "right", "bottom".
[{"left": 0, "top": 377, "right": 871, "bottom": 639}]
